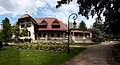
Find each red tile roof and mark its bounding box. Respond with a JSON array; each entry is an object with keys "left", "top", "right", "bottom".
[
  {"left": 16, "top": 14, "right": 67, "bottom": 31},
  {"left": 18, "top": 14, "right": 37, "bottom": 24},
  {"left": 73, "top": 30, "right": 90, "bottom": 33},
  {"left": 18, "top": 14, "right": 31, "bottom": 19},
  {"left": 34, "top": 18, "right": 67, "bottom": 31}
]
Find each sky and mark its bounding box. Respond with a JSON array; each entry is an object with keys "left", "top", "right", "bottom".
[{"left": 0, "top": 0, "right": 97, "bottom": 28}]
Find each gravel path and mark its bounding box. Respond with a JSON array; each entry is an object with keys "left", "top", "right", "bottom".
[{"left": 63, "top": 42, "right": 114, "bottom": 65}]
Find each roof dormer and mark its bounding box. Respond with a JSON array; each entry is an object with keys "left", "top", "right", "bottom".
[
  {"left": 51, "top": 20, "right": 60, "bottom": 28},
  {"left": 39, "top": 20, "right": 47, "bottom": 25},
  {"left": 38, "top": 20, "right": 47, "bottom": 28}
]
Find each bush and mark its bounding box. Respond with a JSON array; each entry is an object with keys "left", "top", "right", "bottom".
[
  {"left": 24, "top": 38, "right": 31, "bottom": 42},
  {"left": 0, "top": 41, "right": 3, "bottom": 49},
  {"left": 17, "top": 42, "right": 67, "bottom": 51}
]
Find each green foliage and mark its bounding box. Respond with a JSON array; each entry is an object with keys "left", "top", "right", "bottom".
[
  {"left": 20, "top": 27, "right": 28, "bottom": 36},
  {"left": 12, "top": 24, "right": 20, "bottom": 39},
  {"left": 79, "top": 21, "right": 87, "bottom": 29},
  {"left": 1, "top": 17, "right": 12, "bottom": 42},
  {"left": 0, "top": 41, "right": 3, "bottom": 49},
  {"left": 89, "top": 27, "right": 103, "bottom": 42},
  {"left": 104, "top": 33, "right": 114, "bottom": 41},
  {"left": 56, "top": 0, "right": 120, "bottom": 35},
  {"left": 17, "top": 43, "right": 67, "bottom": 51},
  {"left": 93, "top": 17, "right": 104, "bottom": 32},
  {"left": 0, "top": 30, "right": 3, "bottom": 41}
]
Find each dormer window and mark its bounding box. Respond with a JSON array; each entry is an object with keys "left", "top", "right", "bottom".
[
  {"left": 39, "top": 20, "right": 47, "bottom": 28},
  {"left": 52, "top": 20, "right": 60, "bottom": 28}
]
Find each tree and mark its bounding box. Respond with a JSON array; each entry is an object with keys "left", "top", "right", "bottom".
[
  {"left": 0, "top": 30, "right": 3, "bottom": 41},
  {"left": 1, "top": 17, "right": 12, "bottom": 43},
  {"left": 20, "top": 27, "right": 28, "bottom": 36},
  {"left": 79, "top": 21, "right": 87, "bottom": 29},
  {"left": 93, "top": 17, "right": 102, "bottom": 29},
  {"left": 56, "top": 0, "right": 120, "bottom": 35},
  {"left": 12, "top": 24, "right": 20, "bottom": 41},
  {"left": 89, "top": 27, "right": 102, "bottom": 42},
  {"left": 0, "top": 30, "right": 3, "bottom": 49},
  {"left": 93, "top": 17, "right": 104, "bottom": 33}
]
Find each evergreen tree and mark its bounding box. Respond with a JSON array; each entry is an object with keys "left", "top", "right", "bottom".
[
  {"left": 1, "top": 17, "right": 12, "bottom": 43},
  {"left": 79, "top": 21, "right": 87, "bottom": 29}
]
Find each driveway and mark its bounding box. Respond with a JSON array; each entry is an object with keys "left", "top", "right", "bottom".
[{"left": 63, "top": 42, "right": 115, "bottom": 65}]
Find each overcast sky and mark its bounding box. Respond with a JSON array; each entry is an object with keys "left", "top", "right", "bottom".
[{"left": 0, "top": 0, "right": 97, "bottom": 28}]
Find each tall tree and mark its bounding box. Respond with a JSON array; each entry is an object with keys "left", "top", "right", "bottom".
[
  {"left": 1, "top": 17, "right": 12, "bottom": 43},
  {"left": 93, "top": 17, "right": 102, "bottom": 29},
  {"left": 79, "top": 21, "right": 87, "bottom": 29},
  {"left": 93, "top": 17, "right": 104, "bottom": 33},
  {"left": 56, "top": 0, "right": 120, "bottom": 34}
]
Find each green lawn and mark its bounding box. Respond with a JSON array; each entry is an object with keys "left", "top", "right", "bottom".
[
  {"left": 0, "top": 46, "right": 20, "bottom": 65},
  {"left": 0, "top": 46, "right": 86, "bottom": 65}
]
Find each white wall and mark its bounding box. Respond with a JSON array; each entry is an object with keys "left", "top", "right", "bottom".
[
  {"left": 27, "top": 21, "right": 35, "bottom": 40},
  {"left": 19, "top": 21, "right": 35, "bottom": 40}
]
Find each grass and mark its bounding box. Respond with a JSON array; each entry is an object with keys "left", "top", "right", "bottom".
[
  {"left": 0, "top": 46, "right": 86, "bottom": 65},
  {"left": 0, "top": 46, "right": 20, "bottom": 65}
]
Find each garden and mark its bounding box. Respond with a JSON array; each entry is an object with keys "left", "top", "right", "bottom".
[{"left": 0, "top": 42, "right": 86, "bottom": 65}]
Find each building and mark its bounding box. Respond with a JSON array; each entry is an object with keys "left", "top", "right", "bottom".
[
  {"left": 14, "top": 13, "right": 92, "bottom": 42},
  {"left": 16, "top": 14, "right": 66, "bottom": 42},
  {"left": 69, "top": 21, "right": 92, "bottom": 42}
]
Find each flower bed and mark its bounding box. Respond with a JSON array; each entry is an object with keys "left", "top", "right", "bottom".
[{"left": 16, "top": 42, "right": 67, "bottom": 51}]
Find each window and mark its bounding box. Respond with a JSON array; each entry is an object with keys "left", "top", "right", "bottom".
[
  {"left": 52, "top": 25, "right": 60, "bottom": 28},
  {"left": 26, "top": 23, "right": 31, "bottom": 27},
  {"left": 38, "top": 25, "right": 47, "bottom": 28},
  {"left": 21, "top": 24, "right": 25, "bottom": 28}
]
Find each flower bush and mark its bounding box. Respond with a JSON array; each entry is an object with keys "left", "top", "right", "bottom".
[{"left": 17, "top": 42, "right": 67, "bottom": 51}]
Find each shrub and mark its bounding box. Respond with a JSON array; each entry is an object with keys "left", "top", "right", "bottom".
[
  {"left": 0, "top": 41, "right": 3, "bottom": 49},
  {"left": 17, "top": 42, "right": 67, "bottom": 51},
  {"left": 24, "top": 38, "right": 31, "bottom": 42}
]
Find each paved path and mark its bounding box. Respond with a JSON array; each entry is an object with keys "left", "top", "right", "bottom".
[{"left": 63, "top": 42, "right": 115, "bottom": 65}]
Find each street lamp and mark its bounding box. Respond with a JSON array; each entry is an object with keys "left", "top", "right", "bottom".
[{"left": 68, "top": 13, "right": 78, "bottom": 54}]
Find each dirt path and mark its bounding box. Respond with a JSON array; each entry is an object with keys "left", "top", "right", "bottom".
[{"left": 63, "top": 42, "right": 115, "bottom": 65}]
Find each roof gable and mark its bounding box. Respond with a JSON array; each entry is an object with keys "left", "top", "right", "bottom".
[
  {"left": 51, "top": 20, "right": 60, "bottom": 25},
  {"left": 18, "top": 14, "right": 37, "bottom": 24},
  {"left": 39, "top": 20, "right": 47, "bottom": 25},
  {"left": 18, "top": 14, "right": 30, "bottom": 19}
]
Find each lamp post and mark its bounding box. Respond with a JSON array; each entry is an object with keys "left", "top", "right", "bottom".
[{"left": 68, "top": 13, "right": 78, "bottom": 54}]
